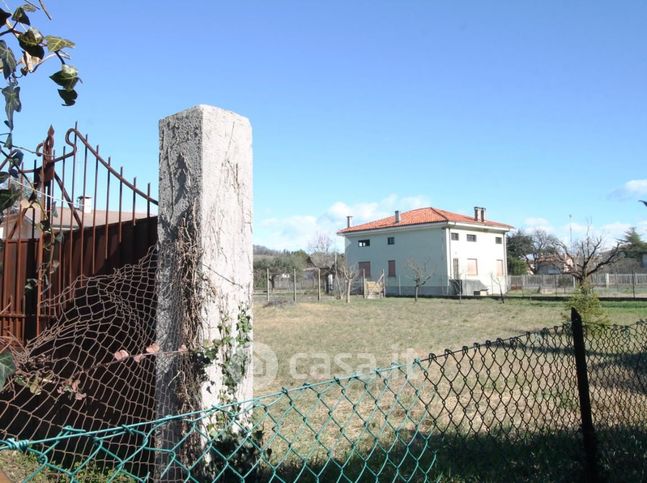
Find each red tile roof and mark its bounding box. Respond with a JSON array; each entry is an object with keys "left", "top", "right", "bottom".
[{"left": 338, "top": 207, "right": 513, "bottom": 234}]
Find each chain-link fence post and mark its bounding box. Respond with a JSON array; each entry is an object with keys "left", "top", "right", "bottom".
[
  {"left": 293, "top": 268, "right": 297, "bottom": 303},
  {"left": 571, "top": 307, "right": 600, "bottom": 482},
  {"left": 317, "top": 268, "right": 321, "bottom": 302}
]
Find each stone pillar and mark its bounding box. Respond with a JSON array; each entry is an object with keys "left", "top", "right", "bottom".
[{"left": 156, "top": 105, "right": 253, "bottom": 477}]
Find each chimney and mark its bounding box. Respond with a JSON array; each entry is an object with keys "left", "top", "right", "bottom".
[
  {"left": 395, "top": 210, "right": 401, "bottom": 223},
  {"left": 474, "top": 206, "right": 479, "bottom": 221},
  {"left": 480, "top": 207, "right": 486, "bottom": 222},
  {"left": 77, "top": 196, "right": 92, "bottom": 214},
  {"left": 346, "top": 215, "right": 353, "bottom": 228}
]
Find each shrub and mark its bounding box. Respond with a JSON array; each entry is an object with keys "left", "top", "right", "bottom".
[{"left": 565, "top": 282, "right": 610, "bottom": 325}]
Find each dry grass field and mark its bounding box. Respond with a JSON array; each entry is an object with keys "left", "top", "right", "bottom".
[{"left": 254, "top": 296, "right": 647, "bottom": 392}]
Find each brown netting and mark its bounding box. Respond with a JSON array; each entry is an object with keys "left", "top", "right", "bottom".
[{"left": 0, "top": 246, "right": 161, "bottom": 474}]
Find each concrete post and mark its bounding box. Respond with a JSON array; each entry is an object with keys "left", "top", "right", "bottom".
[{"left": 156, "top": 105, "right": 253, "bottom": 477}]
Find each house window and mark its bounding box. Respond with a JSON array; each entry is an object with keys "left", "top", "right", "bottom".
[
  {"left": 495, "top": 237, "right": 502, "bottom": 244},
  {"left": 388, "top": 260, "right": 396, "bottom": 277},
  {"left": 467, "top": 258, "right": 478, "bottom": 276},
  {"left": 467, "top": 234, "right": 477, "bottom": 242},
  {"left": 387, "top": 237, "right": 395, "bottom": 245},
  {"left": 358, "top": 261, "right": 371, "bottom": 278},
  {"left": 451, "top": 233, "right": 459, "bottom": 241},
  {"left": 496, "top": 259, "right": 504, "bottom": 276},
  {"left": 452, "top": 258, "right": 459, "bottom": 278},
  {"left": 358, "top": 239, "right": 370, "bottom": 247}
]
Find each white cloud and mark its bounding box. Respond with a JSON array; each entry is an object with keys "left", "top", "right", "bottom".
[
  {"left": 600, "top": 222, "right": 631, "bottom": 241},
  {"left": 255, "top": 194, "right": 432, "bottom": 251},
  {"left": 610, "top": 179, "right": 647, "bottom": 200},
  {"left": 522, "top": 217, "right": 554, "bottom": 233}
]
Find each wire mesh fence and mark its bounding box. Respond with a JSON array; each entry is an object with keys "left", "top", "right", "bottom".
[
  {"left": 508, "top": 272, "right": 647, "bottom": 297},
  {"left": 1, "top": 317, "right": 646, "bottom": 481}
]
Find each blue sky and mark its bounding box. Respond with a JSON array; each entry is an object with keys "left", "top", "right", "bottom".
[{"left": 13, "top": 1, "right": 647, "bottom": 251}]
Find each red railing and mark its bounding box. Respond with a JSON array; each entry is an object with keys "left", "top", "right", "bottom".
[{"left": 0, "top": 126, "right": 158, "bottom": 343}]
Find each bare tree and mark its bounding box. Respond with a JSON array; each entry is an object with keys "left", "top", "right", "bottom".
[
  {"left": 407, "top": 259, "right": 433, "bottom": 302},
  {"left": 490, "top": 273, "right": 505, "bottom": 304},
  {"left": 556, "top": 227, "right": 621, "bottom": 289},
  {"left": 507, "top": 229, "right": 563, "bottom": 274},
  {"left": 308, "top": 233, "right": 336, "bottom": 270},
  {"left": 336, "top": 258, "right": 358, "bottom": 303}
]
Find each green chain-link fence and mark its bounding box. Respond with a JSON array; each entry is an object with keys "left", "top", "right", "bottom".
[{"left": 1, "top": 320, "right": 647, "bottom": 482}]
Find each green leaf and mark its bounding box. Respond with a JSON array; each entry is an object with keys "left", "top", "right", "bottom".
[
  {"left": 57, "top": 88, "right": 77, "bottom": 106},
  {"left": 0, "top": 188, "right": 19, "bottom": 210},
  {"left": 0, "top": 171, "right": 9, "bottom": 183},
  {"left": 45, "top": 36, "right": 75, "bottom": 52},
  {"left": 0, "top": 351, "right": 15, "bottom": 392},
  {"left": 2, "top": 83, "right": 21, "bottom": 129},
  {"left": 0, "top": 40, "right": 16, "bottom": 80},
  {"left": 28, "top": 377, "right": 41, "bottom": 395},
  {"left": 9, "top": 149, "right": 23, "bottom": 166},
  {"left": 18, "top": 27, "right": 43, "bottom": 46},
  {"left": 11, "top": 6, "right": 30, "bottom": 25},
  {"left": 18, "top": 28, "right": 44, "bottom": 59},
  {"left": 49, "top": 64, "right": 78, "bottom": 90},
  {"left": 20, "top": 4, "right": 37, "bottom": 13},
  {"left": 0, "top": 9, "right": 11, "bottom": 25}
]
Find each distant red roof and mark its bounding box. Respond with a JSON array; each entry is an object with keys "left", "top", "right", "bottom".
[{"left": 338, "top": 207, "right": 513, "bottom": 235}]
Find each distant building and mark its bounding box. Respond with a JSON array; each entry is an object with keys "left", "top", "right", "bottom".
[
  {"left": 1, "top": 197, "right": 149, "bottom": 240},
  {"left": 534, "top": 255, "right": 573, "bottom": 275},
  {"left": 337, "top": 206, "right": 513, "bottom": 296}
]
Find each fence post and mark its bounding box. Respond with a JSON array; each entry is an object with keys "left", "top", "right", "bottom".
[
  {"left": 317, "top": 268, "right": 321, "bottom": 302},
  {"left": 266, "top": 268, "right": 270, "bottom": 302},
  {"left": 571, "top": 308, "right": 600, "bottom": 482},
  {"left": 362, "top": 269, "right": 366, "bottom": 299},
  {"left": 293, "top": 268, "right": 297, "bottom": 303},
  {"left": 157, "top": 105, "right": 253, "bottom": 479}
]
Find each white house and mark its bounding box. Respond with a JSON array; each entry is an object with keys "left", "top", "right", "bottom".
[{"left": 337, "top": 206, "right": 513, "bottom": 296}]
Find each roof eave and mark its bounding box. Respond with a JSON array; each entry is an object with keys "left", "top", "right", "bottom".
[{"left": 338, "top": 220, "right": 513, "bottom": 236}]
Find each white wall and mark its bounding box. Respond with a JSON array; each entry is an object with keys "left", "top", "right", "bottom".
[
  {"left": 447, "top": 226, "right": 508, "bottom": 292},
  {"left": 344, "top": 225, "right": 447, "bottom": 293},
  {"left": 343, "top": 223, "right": 509, "bottom": 295}
]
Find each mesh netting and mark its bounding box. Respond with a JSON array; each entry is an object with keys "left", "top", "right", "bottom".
[{"left": 0, "top": 248, "right": 159, "bottom": 476}]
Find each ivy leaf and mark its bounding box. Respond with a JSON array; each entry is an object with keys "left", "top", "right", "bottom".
[
  {"left": 0, "top": 351, "right": 15, "bottom": 392},
  {"left": 50, "top": 64, "right": 78, "bottom": 90},
  {"left": 0, "top": 188, "right": 19, "bottom": 210},
  {"left": 2, "top": 83, "right": 21, "bottom": 129},
  {"left": 4, "top": 133, "right": 11, "bottom": 149},
  {"left": 0, "top": 40, "right": 17, "bottom": 80},
  {"left": 0, "top": 171, "right": 9, "bottom": 183},
  {"left": 28, "top": 376, "right": 42, "bottom": 395},
  {"left": 20, "top": 4, "right": 37, "bottom": 13},
  {"left": 11, "top": 6, "right": 30, "bottom": 25},
  {"left": 57, "top": 88, "right": 77, "bottom": 106},
  {"left": 25, "top": 278, "right": 37, "bottom": 291},
  {"left": 45, "top": 36, "right": 75, "bottom": 53},
  {"left": 18, "top": 28, "right": 44, "bottom": 60},
  {"left": 9, "top": 149, "right": 23, "bottom": 166},
  {"left": 0, "top": 9, "right": 11, "bottom": 25}
]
